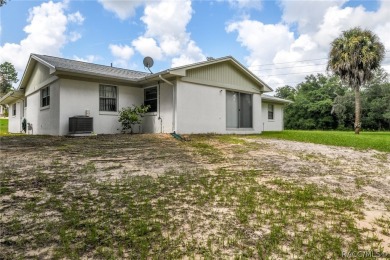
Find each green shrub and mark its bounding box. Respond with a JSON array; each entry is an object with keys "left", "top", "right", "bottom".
[{"left": 118, "top": 105, "right": 150, "bottom": 134}]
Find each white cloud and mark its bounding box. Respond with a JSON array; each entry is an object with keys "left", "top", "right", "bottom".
[
  {"left": 68, "top": 11, "right": 84, "bottom": 25},
  {"left": 0, "top": 1, "right": 84, "bottom": 76},
  {"left": 99, "top": 0, "right": 206, "bottom": 67},
  {"left": 109, "top": 44, "right": 134, "bottom": 60},
  {"left": 141, "top": 0, "right": 191, "bottom": 39},
  {"left": 226, "top": 19, "right": 294, "bottom": 66},
  {"left": 69, "top": 31, "right": 81, "bottom": 42},
  {"left": 314, "top": 4, "right": 389, "bottom": 50},
  {"left": 131, "top": 0, "right": 205, "bottom": 67},
  {"left": 73, "top": 55, "right": 100, "bottom": 63},
  {"left": 227, "top": 0, "right": 390, "bottom": 90},
  {"left": 159, "top": 36, "right": 181, "bottom": 56},
  {"left": 374, "top": 23, "right": 390, "bottom": 51},
  {"left": 227, "top": 0, "right": 262, "bottom": 10},
  {"left": 280, "top": 0, "right": 345, "bottom": 34},
  {"left": 131, "top": 37, "right": 163, "bottom": 60},
  {"left": 172, "top": 40, "right": 206, "bottom": 67},
  {"left": 108, "top": 44, "right": 136, "bottom": 69},
  {"left": 98, "top": 0, "right": 145, "bottom": 20}
]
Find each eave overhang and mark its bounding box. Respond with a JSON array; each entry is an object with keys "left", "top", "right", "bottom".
[
  {"left": 261, "top": 95, "right": 294, "bottom": 104},
  {"left": 0, "top": 90, "right": 25, "bottom": 105}
]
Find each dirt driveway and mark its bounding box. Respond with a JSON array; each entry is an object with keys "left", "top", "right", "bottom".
[{"left": 1, "top": 134, "right": 389, "bottom": 259}]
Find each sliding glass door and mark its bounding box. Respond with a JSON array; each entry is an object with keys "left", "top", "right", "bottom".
[
  {"left": 226, "top": 91, "right": 253, "bottom": 128},
  {"left": 226, "top": 91, "right": 239, "bottom": 128}
]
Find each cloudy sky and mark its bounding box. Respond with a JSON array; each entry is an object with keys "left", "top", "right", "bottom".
[{"left": 1, "top": 0, "right": 389, "bottom": 91}]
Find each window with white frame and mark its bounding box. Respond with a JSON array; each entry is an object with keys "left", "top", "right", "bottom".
[
  {"left": 268, "top": 104, "right": 274, "bottom": 120},
  {"left": 99, "top": 85, "right": 117, "bottom": 111},
  {"left": 12, "top": 103, "right": 16, "bottom": 116},
  {"left": 41, "top": 86, "right": 50, "bottom": 107},
  {"left": 144, "top": 87, "right": 157, "bottom": 112}
]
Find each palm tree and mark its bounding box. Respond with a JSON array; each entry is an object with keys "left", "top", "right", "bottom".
[{"left": 327, "top": 27, "right": 385, "bottom": 134}]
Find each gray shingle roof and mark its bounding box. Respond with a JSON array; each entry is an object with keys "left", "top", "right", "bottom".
[{"left": 33, "top": 54, "right": 150, "bottom": 81}]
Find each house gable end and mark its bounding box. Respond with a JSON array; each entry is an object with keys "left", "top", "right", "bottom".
[
  {"left": 182, "top": 62, "right": 262, "bottom": 93},
  {"left": 25, "top": 62, "right": 57, "bottom": 96}
]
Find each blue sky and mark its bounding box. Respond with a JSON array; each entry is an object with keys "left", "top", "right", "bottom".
[{"left": 1, "top": 0, "right": 389, "bottom": 90}]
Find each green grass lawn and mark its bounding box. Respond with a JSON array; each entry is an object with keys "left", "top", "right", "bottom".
[
  {"left": 260, "top": 130, "right": 390, "bottom": 152},
  {"left": 0, "top": 118, "right": 8, "bottom": 134}
]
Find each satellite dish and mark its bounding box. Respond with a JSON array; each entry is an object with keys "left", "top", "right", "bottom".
[{"left": 143, "top": 56, "right": 154, "bottom": 73}]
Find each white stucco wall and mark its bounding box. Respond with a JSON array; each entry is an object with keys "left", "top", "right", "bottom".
[
  {"left": 59, "top": 79, "right": 143, "bottom": 135},
  {"left": 8, "top": 101, "right": 23, "bottom": 133},
  {"left": 24, "top": 81, "right": 60, "bottom": 135},
  {"left": 175, "top": 80, "right": 262, "bottom": 134},
  {"left": 18, "top": 60, "right": 62, "bottom": 135},
  {"left": 261, "top": 102, "right": 284, "bottom": 131},
  {"left": 25, "top": 92, "right": 40, "bottom": 134},
  {"left": 142, "top": 83, "right": 174, "bottom": 133}
]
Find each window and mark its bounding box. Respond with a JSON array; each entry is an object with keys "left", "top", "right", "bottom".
[
  {"left": 12, "top": 103, "right": 16, "bottom": 116},
  {"left": 268, "top": 104, "right": 274, "bottom": 120},
  {"left": 41, "top": 86, "right": 50, "bottom": 107},
  {"left": 24, "top": 98, "right": 27, "bottom": 108},
  {"left": 226, "top": 91, "right": 253, "bottom": 128},
  {"left": 144, "top": 87, "right": 157, "bottom": 112},
  {"left": 99, "top": 85, "right": 117, "bottom": 111}
]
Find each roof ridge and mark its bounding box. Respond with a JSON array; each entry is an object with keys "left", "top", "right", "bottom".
[
  {"left": 168, "top": 55, "right": 233, "bottom": 71},
  {"left": 32, "top": 53, "right": 149, "bottom": 74}
]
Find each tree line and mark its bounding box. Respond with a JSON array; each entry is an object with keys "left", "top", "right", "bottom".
[
  {"left": 276, "top": 69, "right": 390, "bottom": 131},
  {"left": 277, "top": 27, "right": 387, "bottom": 132}
]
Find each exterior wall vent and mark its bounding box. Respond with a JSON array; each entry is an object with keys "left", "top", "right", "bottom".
[{"left": 69, "top": 116, "right": 93, "bottom": 134}]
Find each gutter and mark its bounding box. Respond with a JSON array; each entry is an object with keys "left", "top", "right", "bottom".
[{"left": 139, "top": 70, "right": 170, "bottom": 82}]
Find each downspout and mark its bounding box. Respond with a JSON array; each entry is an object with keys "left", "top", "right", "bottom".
[
  {"left": 157, "top": 81, "right": 162, "bottom": 133},
  {"left": 158, "top": 74, "right": 173, "bottom": 86},
  {"left": 158, "top": 75, "right": 175, "bottom": 133}
]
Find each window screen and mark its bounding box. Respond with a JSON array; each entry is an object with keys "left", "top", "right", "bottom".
[
  {"left": 144, "top": 87, "right": 157, "bottom": 112},
  {"left": 268, "top": 104, "right": 274, "bottom": 120},
  {"left": 99, "top": 85, "right": 117, "bottom": 111},
  {"left": 41, "top": 86, "right": 50, "bottom": 107}
]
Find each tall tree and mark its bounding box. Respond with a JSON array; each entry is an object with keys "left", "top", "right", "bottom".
[
  {"left": 283, "top": 74, "right": 344, "bottom": 130},
  {"left": 361, "top": 69, "right": 390, "bottom": 130},
  {"left": 0, "top": 0, "right": 8, "bottom": 7},
  {"left": 275, "top": 85, "right": 296, "bottom": 101},
  {"left": 327, "top": 27, "right": 385, "bottom": 134},
  {"left": 331, "top": 92, "right": 355, "bottom": 129},
  {"left": 0, "top": 62, "right": 18, "bottom": 94}
]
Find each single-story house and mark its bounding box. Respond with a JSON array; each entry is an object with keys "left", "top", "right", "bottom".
[{"left": 0, "top": 54, "right": 292, "bottom": 135}]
